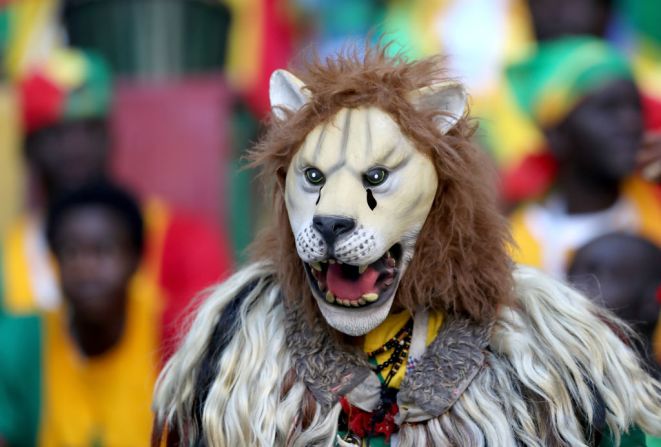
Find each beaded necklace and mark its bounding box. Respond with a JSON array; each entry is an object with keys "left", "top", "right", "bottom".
[
  {"left": 365, "top": 317, "right": 413, "bottom": 384},
  {"left": 338, "top": 318, "right": 414, "bottom": 446}
]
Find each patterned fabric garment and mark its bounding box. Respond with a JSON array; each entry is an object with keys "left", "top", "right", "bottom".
[
  {"left": 335, "top": 310, "right": 650, "bottom": 447},
  {"left": 336, "top": 310, "right": 443, "bottom": 446},
  {"left": 506, "top": 36, "right": 633, "bottom": 129},
  {"left": 152, "top": 265, "right": 658, "bottom": 447}
]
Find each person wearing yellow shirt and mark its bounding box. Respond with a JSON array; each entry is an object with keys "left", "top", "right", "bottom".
[
  {"left": 0, "top": 49, "right": 232, "bottom": 359},
  {"left": 0, "top": 182, "right": 161, "bottom": 446}
]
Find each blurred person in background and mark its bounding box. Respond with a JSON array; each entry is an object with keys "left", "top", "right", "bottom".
[
  {"left": 499, "top": 0, "right": 615, "bottom": 205},
  {"left": 568, "top": 232, "right": 661, "bottom": 375},
  {"left": 0, "top": 48, "right": 232, "bottom": 357},
  {"left": 0, "top": 182, "right": 162, "bottom": 446},
  {"left": 507, "top": 36, "right": 661, "bottom": 278},
  {"left": 506, "top": 40, "right": 661, "bottom": 422},
  {"left": 502, "top": 0, "right": 661, "bottom": 206}
]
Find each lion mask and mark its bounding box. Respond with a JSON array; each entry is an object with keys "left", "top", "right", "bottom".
[{"left": 272, "top": 69, "right": 465, "bottom": 335}]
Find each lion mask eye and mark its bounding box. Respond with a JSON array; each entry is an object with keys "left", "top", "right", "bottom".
[
  {"left": 304, "top": 167, "right": 325, "bottom": 185},
  {"left": 364, "top": 167, "right": 389, "bottom": 186}
]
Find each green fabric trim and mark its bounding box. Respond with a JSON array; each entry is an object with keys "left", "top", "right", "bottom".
[
  {"left": 229, "top": 158, "right": 254, "bottom": 264},
  {"left": 64, "top": 1, "right": 231, "bottom": 77},
  {"left": 63, "top": 51, "right": 113, "bottom": 121},
  {"left": 0, "top": 314, "right": 43, "bottom": 446},
  {"left": 367, "top": 357, "right": 386, "bottom": 384},
  {"left": 600, "top": 425, "right": 647, "bottom": 447},
  {"left": 336, "top": 431, "right": 389, "bottom": 447},
  {"left": 506, "top": 36, "right": 633, "bottom": 127},
  {"left": 228, "top": 103, "right": 259, "bottom": 263},
  {"left": 0, "top": 243, "right": 41, "bottom": 443},
  {"left": 0, "top": 10, "right": 9, "bottom": 71},
  {"left": 618, "top": 0, "right": 661, "bottom": 45}
]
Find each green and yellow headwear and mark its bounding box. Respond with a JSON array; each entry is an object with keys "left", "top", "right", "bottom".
[
  {"left": 506, "top": 36, "right": 634, "bottom": 128},
  {"left": 19, "top": 48, "right": 112, "bottom": 133}
]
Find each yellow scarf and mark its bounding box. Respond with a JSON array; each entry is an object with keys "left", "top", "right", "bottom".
[{"left": 363, "top": 310, "right": 443, "bottom": 389}]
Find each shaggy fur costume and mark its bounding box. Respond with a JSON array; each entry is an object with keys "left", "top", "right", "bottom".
[{"left": 153, "top": 48, "right": 661, "bottom": 446}]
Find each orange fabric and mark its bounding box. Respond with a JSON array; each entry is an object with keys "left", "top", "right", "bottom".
[
  {"left": 621, "top": 177, "right": 661, "bottom": 247},
  {"left": 618, "top": 178, "right": 661, "bottom": 362},
  {"left": 142, "top": 198, "right": 170, "bottom": 285}
]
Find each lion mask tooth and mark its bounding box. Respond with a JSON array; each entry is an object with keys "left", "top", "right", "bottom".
[
  {"left": 358, "top": 265, "right": 368, "bottom": 274},
  {"left": 310, "top": 262, "right": 322, "bottom": 271},
  {"left": 362, "top": 293, "right": 378, "bottom": 302},
  {"left": 325, "top": 291, "right": 335, "bottom": 303}
]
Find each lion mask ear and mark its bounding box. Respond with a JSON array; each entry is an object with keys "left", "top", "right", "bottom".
[
  {"left": 269, "top": 69, "right": 311, "bottom": 120},
  {"left": 408, "top": 81, "right": 467, "bottom": 134}
]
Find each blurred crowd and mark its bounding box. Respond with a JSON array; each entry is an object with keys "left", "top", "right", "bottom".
[{"left": 0, "top": 0, "right": 660, "bottom": 445}]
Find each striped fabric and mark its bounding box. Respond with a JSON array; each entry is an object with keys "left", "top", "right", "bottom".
[{"left": 506, "top": 36, "right": 633, "bottom": 128}]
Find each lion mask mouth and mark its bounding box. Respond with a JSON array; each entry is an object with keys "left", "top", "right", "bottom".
[{"left": 304, "top": 243, "right": 402, "bottom": 308}]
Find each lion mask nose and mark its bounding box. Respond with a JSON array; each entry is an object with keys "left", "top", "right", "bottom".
[{"left": 312, "top": 215, "right": 356, "bottom": 249}]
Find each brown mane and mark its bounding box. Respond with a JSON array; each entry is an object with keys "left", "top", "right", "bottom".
[{"left": 249, "top": 45, "right": 513, "bottom": 323}]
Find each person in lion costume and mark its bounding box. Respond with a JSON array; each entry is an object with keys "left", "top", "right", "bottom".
[{"left": 152, "top": 47, "right": 661, "bottom": 446}]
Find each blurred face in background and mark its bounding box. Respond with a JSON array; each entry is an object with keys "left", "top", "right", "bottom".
[
  {"left": 528, "top": 0, "right": 611, "bottom": 40},
  {"left": 25, "top": 118, "right": 110, "bottom": 196},
  {"left": 52, "top": 206, "right": 137, "bottom": 325},
  {"left": 568, "top": 234, "right": 661, "bottom": 335},
  {"left": 550, "top": 79, "right": 643, "bottom": 182}
]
